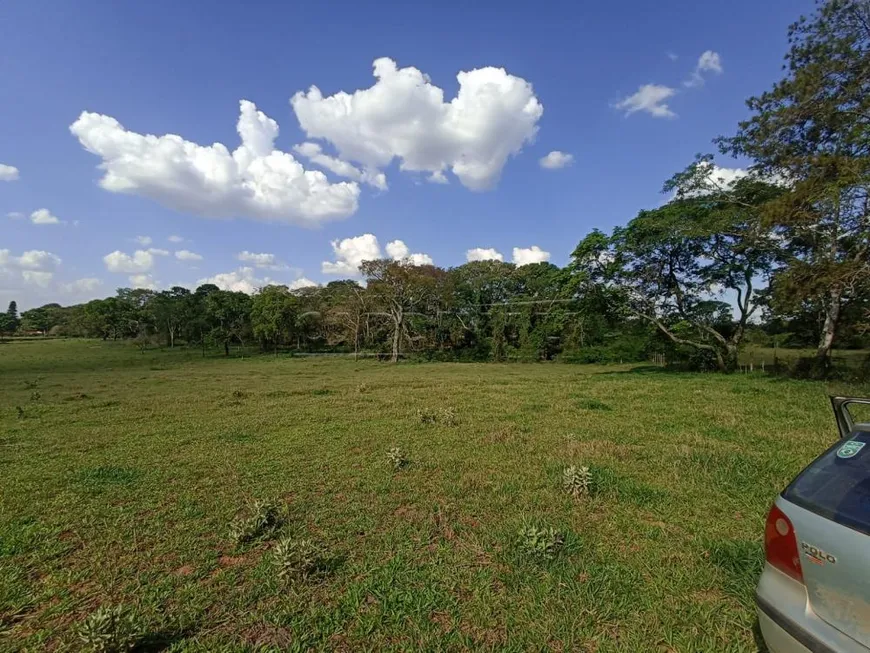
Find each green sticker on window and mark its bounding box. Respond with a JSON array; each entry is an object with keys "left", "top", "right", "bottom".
[{"left": 837, "top": 440, "right": 865, "bottom": 459}]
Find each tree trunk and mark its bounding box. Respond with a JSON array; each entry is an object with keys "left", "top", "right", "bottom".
[
  {"left": 816, "top": 286, "right": 842, "bottom": 362},
  {"left": 224, "top": 340, "right": 230, "bottom": 356},
  {"left": 391, "top": 310, "right": 403, "bottom": 363}
]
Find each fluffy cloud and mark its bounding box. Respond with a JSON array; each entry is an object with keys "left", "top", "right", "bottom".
[
  {"left": 0, "top": 249, "right": 62, "bottom": 287},
  {"left": 236, "top": 251, "right": 288, "bottom": 270},
  {"left": 322, "top": 234, "right": 432, "bottom": 274},
  {"left": 322, "top": 234, "right": 382, "bottom": 275},
  {"left": 0, "top": 164, "right": 19, "bottom": 181},
  {"left": 30, "top": 209, "right": 62, "bottom": 225},
  {"left": 288, "top": 277, "right": 317, "bottom": 290},
  {"left": 103, "top": 250, "right": 155, "bottom": 274},
  {"left": 292, "top": 57, "right": 543, "bottom": 191},
  {"left": 148, "top": 248, "right": 169, "bottom": 256},
  {"left": 539, "top": 151, "right": 574, "bottom": 170},
  {"left": 70, "top": 100, "right": 360, "bottom": 226},
  {"left": 685, "top": 50, "right": 723, "bottom": 87},
  {"left": 167, "top": 235, "right": 184, "bottom": 243},
  {"left": 294, "top": 142, "right": 388, "bottom": 190},
  {"left": 60, "top": 278, "right": 103, "bottom": 294},
  {"left": 197, "top": 267, "right": 270, "bottom": 294},
  {"left": 615, "top": 84, "right": 677, "bottom": 118},
  {"left": 175, "top": 250, "right": 203, "bottom": 261},
  {"left": 384, "top": 240, "right": 432, "bottom": 265},
  {"left": 466, "top": 247, "right": 504, "bottom": 262},
  {"left": 129, "top": 274, "right": 157, "bottom": 290},
  {"left": 197, "top": 266, "right": 317, "bottom": 294},
  {"left": 135, "top": 235, "right": 152, "bottom": 246},
  {"left": 512, "top": 246, "right": 551, "bottom": 266}
]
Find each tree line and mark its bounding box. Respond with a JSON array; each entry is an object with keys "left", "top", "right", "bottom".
[{"left": 4, "top": 1, "right": 869, "bottom": 374}]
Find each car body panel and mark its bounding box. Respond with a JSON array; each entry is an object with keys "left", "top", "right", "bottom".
[
  {"left": 756, "top": 397, "right": 870, "bottom": 653},
  {"left": 779, "top": 497, "right": 870, "bottom": 648}
]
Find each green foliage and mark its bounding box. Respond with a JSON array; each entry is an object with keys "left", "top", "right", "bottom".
[
  {"left": 517, "top": 525, "right": 565, "bottom": 560},
  {"left": 386, "top": 447, "right": 409, "bottom": 470},
  {"left": 416, "top": 407, "right": 460, "bottom": 426},
  {"left": 562, "top": 465, "right": 593, "bottom": 498},
  {"left": 76, "top": 604, "right": 143, "bottom": 652},
  {"left": 271, "top": 537, "right": 330, "bottom": 581},
  {"left": 229, "top": 498, "right": 282, "bottom": 546}
]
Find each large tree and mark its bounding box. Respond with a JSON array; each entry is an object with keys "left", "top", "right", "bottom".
[
  {"left": 719, "top": 0, "right": 870, "bottom": 362},
  {"left": 360, "top": 259, "right": 444, "bottom": 362},
  {"left": 205, "top": 290, "right": 252, "bottom": 356},
  {"left": 152, "top": 287, "right": 191, "bottom": 348},
  {"left": 250, "top": 285, "right": 298, "bottom": 353},
  {"left": 573, "top": 161, "right": 782, "bottom": 371}
]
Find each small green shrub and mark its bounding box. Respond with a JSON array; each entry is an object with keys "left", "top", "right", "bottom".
[
  {"left": 563, "top": 465, "right": 593, "bottom": 498},
  {"left": 416, "top": 407, "right": 459, "bottom": 426},
  {"left": 271, "top": 536, "right": 329, "bottom": 581},
  {"left": 576, "top": 398, "right": 612, "bottom": 411},
  {"left": 387, "top": 447, "right": 409, "bottom": 470},
  {"left": 15, "top": 406, "right": 24, "bottom": 419},
  {"left": 229, "top": 499, "right": 282, "bottom": 546},
  {"left": 77, "top": 604, "right": 143, "bottom": 652},
  {"left": 29, "top": 391, "right": 41, "bottom": 402},
  {"left": 518, "top": 525, "right": 565, "bottom": 560}
]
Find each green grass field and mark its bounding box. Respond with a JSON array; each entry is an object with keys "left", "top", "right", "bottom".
[{"left": 1, "top": 340, "right": 867, "bottom": 651}]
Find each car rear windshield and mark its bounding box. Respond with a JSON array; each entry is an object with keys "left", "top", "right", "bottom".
[{"left": 783, "top": 431, "right": 870, "bottom": 536}]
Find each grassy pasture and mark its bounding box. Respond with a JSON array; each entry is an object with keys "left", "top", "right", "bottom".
[{"left": 1, "top": 339, "right": 866, "bottom": 651}]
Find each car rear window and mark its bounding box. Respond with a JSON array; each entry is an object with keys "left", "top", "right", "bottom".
[{"left": 783, "top": 431, "right": 870, "bottom": 536}]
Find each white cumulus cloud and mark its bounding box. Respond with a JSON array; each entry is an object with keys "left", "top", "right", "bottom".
[
  {"left": 322, "top": 234, "right": 432, "bottom": 274},
  {"left": 70, "top": 100, "right": 360, "bottom": 226},
  {"left": 685, "top": 50, "right": 723, "bottom": 88},
  {"left": 322, "top": 234, "right": 382, "bottom": 275},
  {"left": 29, "top": 209, "right": 62, "bottom": 225},
  {"left": 129, "top": 274, "right": 157, "bottom": 290},
  {"left": 0, "top": 164, "right": 19, "bottom": 181},
  {"left": 148, "top": 248, "right": 169, "bottom": 256},
  {"left": 103, "top": 250, "right": 155, "bottom": 274},
  {"left": 175, "top": 250, "right": 203, "bottom": 261},
  {"left": 466, "top": 247, "right": 504, "bottom": 262},
  {"left": 236, "top": 251, "right": 289, "bottom": 270},
  {"left": 197, "top": 267, "right": 272, "bottom": 294},
  {"left": 167, "top": 234, "right": 184, "bottom": 243},
  {"left": 288, "top": 277, "right": 318, "bottom": 290},
  {"left": 539, "top": 151, "right": 574, "bottom": 170},
  {"left": 0, "top": 249, "right": 62, "bottom": 287},
  {"left": 60, "top": 278, "right": 103, "bottom": 294},
  {"left": 512, "top": 246, "right": 551, "bottom": 266},
  {"left": 615, "top": 84, "right": 677, "bottom": 118},
  {"left": 135, "top": 235, "right": 153, "bottom": 246},
  {"left": 292, "top": 57, "right": 543, "bottom": 191},
  {"left": 294, "top": 142, "right": 388, "bottom": 190}
]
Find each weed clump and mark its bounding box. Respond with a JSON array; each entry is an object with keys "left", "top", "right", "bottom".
[
  {"left": 29, "top": 391, "right": 41, "bottom": 402},
  {"left": 271, "top": 536, "right": 329, "bottom": 581},
  {"left": 231, "top": 389, "right": 247, "bottom": 399},
  {"left": 563, "top": 465, "right": 594, "bottom": 498},
  {"left": 387, "top": 447, "right": 409, "bottom": 470},
  {"left": 416, "top": 407, "right": 460, "bottom": 426},
  {"left": 77, "top": 604, "right": 143, "bottom": 652},
  {"left": 518, "top": 525, "right": 565, "bottom": 560},
  {"left": 229, "top": 499, "right": 282, "bottom": 546}
]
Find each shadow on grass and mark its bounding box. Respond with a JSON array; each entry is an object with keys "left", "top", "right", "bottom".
[
  {"left": 137, "top": 625, "right": 198, "bottom": 652},
  {"left": 591, "top": 365, "right": 685, "bottom": 376}
]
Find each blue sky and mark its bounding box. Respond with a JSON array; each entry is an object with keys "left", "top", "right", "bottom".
[{"left": 1, "top": 0, "right": 812, "bottom": 309}]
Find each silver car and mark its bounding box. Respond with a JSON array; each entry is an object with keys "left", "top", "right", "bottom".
[{"left": 757, "top": 396, "right": 870, "bottom": 653}]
